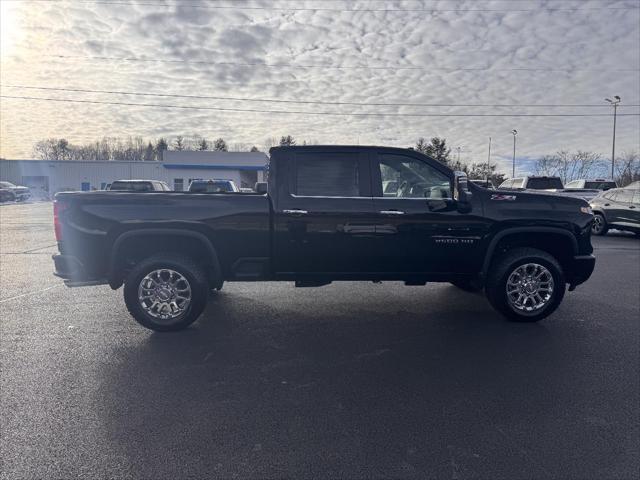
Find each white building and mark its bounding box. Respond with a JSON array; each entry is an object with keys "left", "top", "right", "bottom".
[{"left": 0, "top": 151, "right": 268, "bottom": 196}]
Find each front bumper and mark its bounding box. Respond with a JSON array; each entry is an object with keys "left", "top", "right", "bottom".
[{"left": 567, "top": 254, "right": 596, "bottom": 290}]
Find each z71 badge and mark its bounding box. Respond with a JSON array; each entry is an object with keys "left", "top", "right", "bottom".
[{"left": 491, "top": 194, "right": 517, "bottom": 201}]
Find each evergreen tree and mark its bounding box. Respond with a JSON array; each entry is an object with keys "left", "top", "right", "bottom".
[
  {"left": 155, "top": 138, "right": 168, "bottom": 161},
  {"left": 213, "top": 138, "right": 228, "bottom": 151},
  {"left": 279, "top": 135, "right": 296, "bottom": 146},
  {"left": 197, "top": 138, "right": 209, "bottom": 151}
]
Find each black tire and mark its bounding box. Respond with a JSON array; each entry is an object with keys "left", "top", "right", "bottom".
[
  {"left": 591, "top": 213, "right": 608, "bottom": 236},
  {"left": 450, "top": 279, "right": 481, "bottom": 292},
  {"left": 485, "top": 247, "right": 565, "bottom": 323},
  {"left": 124, "top": 253, "right": 209, "bottom": 332}
]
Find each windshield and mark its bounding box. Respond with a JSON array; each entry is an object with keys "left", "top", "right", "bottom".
[
  {"left": 0, "top": 181, "right": 16, "bottom": 188},
  {"left": 189, "top": 181, "right": 235, "bottom": 193},
  {"left": 527, "top": 178, "right": 564, "bottom": 189},
  {"left": 109, "top": 181, "right": 154, "bottom": 192},
  {"left": 584, "top": 181, "right": 616, "bottom": 190}
]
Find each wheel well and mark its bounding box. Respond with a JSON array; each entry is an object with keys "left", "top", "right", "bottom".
[
  {"left": 108, "top": 232, "right": 221, "bottom": 289},
  {"left": 486, "top": 232, "right": 575, "bottom": 278}
]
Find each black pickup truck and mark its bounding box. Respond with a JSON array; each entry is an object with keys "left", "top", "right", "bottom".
[{"left": 53, "top": 146, "right": 595, "bottom": 331}]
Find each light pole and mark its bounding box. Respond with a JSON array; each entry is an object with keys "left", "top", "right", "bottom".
[
  {"left": 511, "top": 129, "right": 518, "bottom": 177},
  {"left": 605, "top": 96, "right": 621, "bottom": 180},
  {"left": 456, "top": 146, "right": 461, "bottom": 164}
]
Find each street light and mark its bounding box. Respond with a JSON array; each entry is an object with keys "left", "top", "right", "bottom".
[
  {"left": 605, "top": 96, "right": 621, "bottom": 180},
  {"left": 511, "top": 129, "right": 518, "bottom": 177}
]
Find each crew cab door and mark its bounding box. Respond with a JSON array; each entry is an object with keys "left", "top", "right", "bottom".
[
  {"left": 272, "top": 149, "right": 377, "bottom": 275},
  {"left": 369, "top": 150, "right": 485, "bottom": 274}
]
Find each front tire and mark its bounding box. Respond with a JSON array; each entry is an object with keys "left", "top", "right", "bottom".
[
  {"left": 485, "top": 248, "right": 565, "bottom": 323},
  {"left": 124, "top": 253, "right": 209, "bottom": 331},
  {"left": 591, "top": 213, "right": 608, "bottom": 236}
]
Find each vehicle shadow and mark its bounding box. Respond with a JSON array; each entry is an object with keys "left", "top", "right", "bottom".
[{"left": 95, "top": 286, "right": 623, "bottom": 479}]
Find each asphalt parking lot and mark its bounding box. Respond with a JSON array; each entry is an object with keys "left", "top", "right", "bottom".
[{"left": 1, "top": 201, "right": 638, "bottom": 479}]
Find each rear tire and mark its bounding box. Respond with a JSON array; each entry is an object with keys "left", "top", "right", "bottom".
[
  {"left": 124, "top": 253, "right": 209, "bottom": 331},
  {"left": 591, "top": 213, "right": 608, "bottom": 236},
  {"left": 485, "top": 247, "right": 565, "bottom": 323}
]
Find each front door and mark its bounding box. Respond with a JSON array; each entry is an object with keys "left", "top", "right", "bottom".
[
  {"left": 369, "top": 150, "right": 485, "bottom": 274},
  {"left": 273, "top": 149, "right": 377, "bottom": 276}
]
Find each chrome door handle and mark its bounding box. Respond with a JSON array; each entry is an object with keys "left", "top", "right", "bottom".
[
  {"left": 283, "top": 209, "right": 308, "bottom": 215},
  {"left": 380, "top": 210, "right": 405, "bottom": 215}
]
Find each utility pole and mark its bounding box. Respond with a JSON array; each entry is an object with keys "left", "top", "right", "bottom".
[
  {"left": 487, "top": 137, "right": 492, "bottom": 180},
  {"left": 511, "top": 129, "right": 518, "bottom": 177},
  {"left": 605, "top": 96, "right": 621, "bottom": 180}
]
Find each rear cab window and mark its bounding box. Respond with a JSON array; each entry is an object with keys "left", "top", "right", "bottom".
[
  {"left": 292, "top": 151, "right": 367, "bottom": 197},
  {"left": 526, "top": 178, "right": 564, "bottom": 189},
  {"left": 584, "top": 181, "right": 617, "bottom": 190}
]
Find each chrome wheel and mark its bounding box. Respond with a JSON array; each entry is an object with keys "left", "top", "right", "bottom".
[
  {"left": 138, "top": 269, "right": 192, "bottom": 321},
  {"left": 591, "top": 215, "right": 605, "bottom": 234},
  {"left": 506, "top": 263, "right": 554, "bottom": 314}
]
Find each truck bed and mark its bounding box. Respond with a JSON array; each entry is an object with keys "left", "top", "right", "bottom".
[{"left": 54, "top": 191, "right": 271, "bottom": 283}]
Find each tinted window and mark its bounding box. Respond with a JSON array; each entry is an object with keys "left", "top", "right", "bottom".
[
  {"left": 109, "top": 181, "right": 153, "bottom": 192},
  {"left": 295, "top": 153, "right": 360, "bottom": 197},
  {"left": 189, "top": 181, "right": 234, "bottom": 193},
  {"left": 616, "top": 190, "right": 634, "bottom": 203},
  {"left": 378, "top": 154, "right": 450, "bottom": 199},
  {"left": 584, "top": 181, "right": 616, "bottom": 190},
  {"left": 526, "top": 178, "right": 564, "bottom": 189}
]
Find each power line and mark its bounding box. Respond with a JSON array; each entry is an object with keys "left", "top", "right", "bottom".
[
  {"left": 3, "top": 95, "right": 640, "bottom": 117},
  {"left": 45, "top": 54, "right": 640, "bottom": 73},
  {"left": 3, "top": 84, "right": 639, "bottom": 108},
  {"left": 79, "top": 0, "right": 640, "bottom": 12}
]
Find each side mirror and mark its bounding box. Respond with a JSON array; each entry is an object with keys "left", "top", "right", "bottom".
[
  {"left": 453, "top": 172, "right": 473, "bottom": 211},
  {"left": 255, "top": 182, "right": 268, "bottom": 194}
]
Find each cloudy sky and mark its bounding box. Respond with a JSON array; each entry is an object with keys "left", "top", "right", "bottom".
[{"left": 1, "top": 0, "right": 639, "bottom": 174}]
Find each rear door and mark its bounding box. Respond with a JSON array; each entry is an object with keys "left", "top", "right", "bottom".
[
  {"left": 610, "top": 189, "right": 637, "bottom": 227},
  {"left": 272, "top": 149, "right": 377, "bottom": 275}
]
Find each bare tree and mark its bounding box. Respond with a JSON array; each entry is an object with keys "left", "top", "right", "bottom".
[
  {"left": 534, "top": 150, "right": 602, "bottom": 183},
  {"left": 614, "top": 151, "right": 640, "bottom": 186}
]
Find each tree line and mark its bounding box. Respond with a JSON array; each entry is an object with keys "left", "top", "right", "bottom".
[
  {"left": 31, "top": 135, "right": 303, "bottom": 162},
  {"left": 30, "top": 135, "right": 639, "bottom": 187}
]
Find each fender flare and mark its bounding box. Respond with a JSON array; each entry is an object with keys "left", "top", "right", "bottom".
[
  {"left": 481, "top": 226, "right": 578, "bottom": 277},
  {"left": 108, "top": 228, "right": 222, "bottom": 288}
]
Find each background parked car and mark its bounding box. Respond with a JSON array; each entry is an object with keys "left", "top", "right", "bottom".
[
  {"left": 498, "top": 176, "right": 564, "bottom": 190},
  {"left": 188, "top": 179, "right": 239, "bottom": 193},
  {"left": 498, "top": 176, "right": 600, "bottom": 201},
  {"left": 470, "top": 179, "right": 495, "bottom": 189},
  {"left": 108, "top": 180, "right": 171, "bottom": 192},
  {"left": 0, "top": 181, "right": 31, "bottom": 202},
  {"left": 590, "top": 187, "right": 640, "bottom": 236},
  {"left": 564, "top": 179, "right": 617, "bottom": 191}
]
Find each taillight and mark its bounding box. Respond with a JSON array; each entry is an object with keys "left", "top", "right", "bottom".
[{"left": 53, "top": 200, "right": 68, "bottom": 241}]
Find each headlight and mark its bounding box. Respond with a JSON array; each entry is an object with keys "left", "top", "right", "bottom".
[{"left": 581, "top": 206, "right": 593, "bottom": 214}]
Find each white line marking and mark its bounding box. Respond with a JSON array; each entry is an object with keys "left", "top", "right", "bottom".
[{"left": 0, "top": 284, "right": 62, "bottom": 304}]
